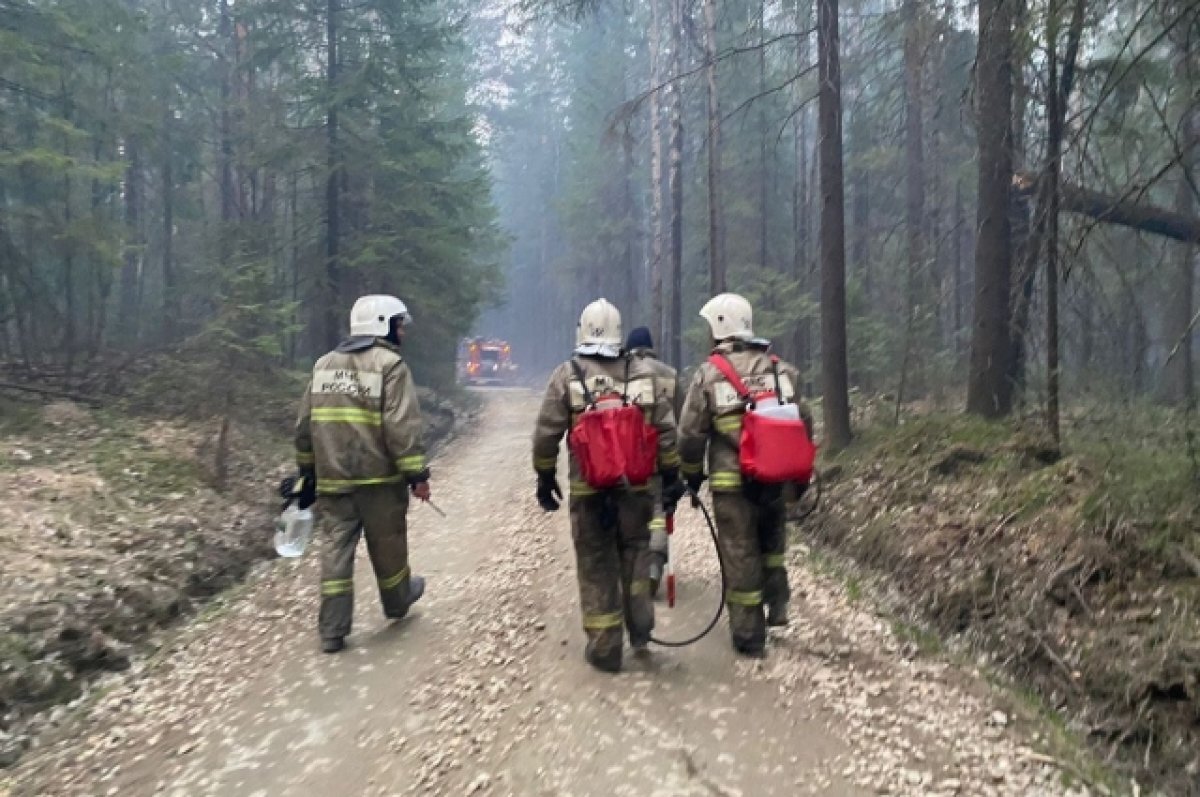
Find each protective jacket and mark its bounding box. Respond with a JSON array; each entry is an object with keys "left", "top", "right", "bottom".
[
  {"left": 295, "top": 337, "right": 427, "bottom": 495},
  {"left": 533, "top": 354, "right": 680, "bottom": 497},
  {"left": 626, "top": 347, "right": 681, "bottom": 418},
  {"left": 678, "top": 341, "right": 812, "bottom": 493}
]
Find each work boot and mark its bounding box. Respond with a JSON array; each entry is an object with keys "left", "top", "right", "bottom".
[
  {"left": 322, "top": 637, "right": 345, "bottom": 654},
  {"left": 767, "top": 601, "right": 789, "bottom": 627},
  {"left": 629, "top": 629, "right": 651, "bottom": 653},
  {"left": 385, "top": 575, "right": 426, "bottom": 620},
  {"left": 733, "top": 639, "right": 766, "bottom": 658},
  {"left": 585, "top": 639, "right": 622, "bottom": 673}
]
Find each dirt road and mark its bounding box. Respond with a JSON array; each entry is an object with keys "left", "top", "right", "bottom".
[{"left": 6, "top": 393, "right": 1090, "bottom": 797}]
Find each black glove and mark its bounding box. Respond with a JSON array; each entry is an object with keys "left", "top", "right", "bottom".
[
  {"left": 405, "top": 467, "right": 431, "bottom": 488},
  {"left": 660, "top": 468, "right": 685, "bottom": 515},
  {"left": 536, "top": 470, "right": 562, "bottom": 512},
  {"left": 296, "top": 470, "right": 317, "bottom": 510}
]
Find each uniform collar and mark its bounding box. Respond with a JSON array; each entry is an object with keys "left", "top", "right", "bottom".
[{"left": 336, "top": 336, "right": 402, "bottom": 354}]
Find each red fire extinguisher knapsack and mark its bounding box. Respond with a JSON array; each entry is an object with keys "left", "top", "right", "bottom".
[
  {"left": 708, "top": 353, "right": 816, "bottom": 485},
  {"left": 567, "top": 359, "right": 659, "bottom": 489}
]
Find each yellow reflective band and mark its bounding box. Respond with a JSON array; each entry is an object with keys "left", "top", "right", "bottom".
[
  {"left": 583, "top": 612, "right": 624, "bottom": 630},
  {"left": 321, "top": 578, "right": 354, "bottom": 596},
  {"left": 296, "top": 450, "right": 315, "bottom": 465},
  {"left": 317, "top": 474, "right": 406, "bottom": 493},
  {"left": 396, "top": 454, "right": 426, "bottom": 474},
  {"left": 714, "top": 416, "right": 743, "bottom": 434},
  {"left": 649, "top": 518, "right": 666, "bottom": 531},
  {"left": 629, "top": 579, "right": 651, "bottom": 596},
  {"left": 726, "top": 589, "right": 763, "bottom": 606},
  {"left": 659, "top": 450, "right": 681, "bottom": 468},
  {"left": 378, "top": 567, "right": 410, "bottom": 591},
  {"left": 764, "top": 553, "right": 786, "bottom": 568},
  {"left": 533, "top": 456, "right": 558, "bottom": 471},
  {"left": 570, "top": 480, "right": 597, "bottom": 497},
  {"left": 680, "top": 461, "right": 703, "bottom": 476},
  {"left": 710, "top": 471, "right": 743, "bottom": 490},
  {"left": 569, "top": 481, "right": 648, "bottom": 496},
  {"left": 311, "top": 407, "right": 383, "bottom": 425}
]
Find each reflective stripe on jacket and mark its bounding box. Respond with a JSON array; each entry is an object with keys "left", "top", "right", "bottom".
[{"left": 295, "top": 338, "right": 426, "bottom": 495}]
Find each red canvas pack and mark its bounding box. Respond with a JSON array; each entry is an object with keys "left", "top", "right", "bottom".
[
  {"left": 567, "top": 360, "right": 658, "bottom": 489},
  {"left": 708, "top": 353, "right": 816, "bottom": 485}
]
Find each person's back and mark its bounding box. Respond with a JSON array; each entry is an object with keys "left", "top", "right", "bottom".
[
  {"left": 304, "top": 339, "right": 425, "bottom": 491},
  {"left": 295, "top": 295, "right": 431, "bottom": 654},
  {"left": 532, "top": 301, "right": 680, "bottom": 673},
  {"left": 678, "top": 293, "right": 813, "bottom": 657}
]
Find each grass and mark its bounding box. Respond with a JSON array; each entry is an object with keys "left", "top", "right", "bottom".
[{"left": 811, "top": 400, "right": 1200, "bottom": 795}]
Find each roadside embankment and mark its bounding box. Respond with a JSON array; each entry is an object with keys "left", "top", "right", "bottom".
[
  {"left": 805, "top": 408, "right": 1200, "bottom": 794},
  {"left": 0, "top": 381, "right": 472, "bottom": 769}
]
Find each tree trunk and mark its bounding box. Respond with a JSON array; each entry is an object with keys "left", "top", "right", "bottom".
[
  {"left": 668, "top": 0, "right": 685, "bottom": 368},
  {"left": 1163, "top": 29, "right": 1198, "bottom": 405},
  {"left": 118, "top": 137, "right": 142, "bottom": 347},
  {"left": 818, "top": 0, "right": 851, "bottom": 450},
  {"left": 901, "top": 0, "right": 926, "bottom": 398},
  {"left": 162, "top": 101, "right": 178, "bottom": 342},
  {"left": 1044, "top": 0, "right": 1085, "bottom": 442},
  {"left": 757, "top": 0, "right": 769, "bottom": 270},
  {"left": 966, "top": 0, "right": 1016, "bottom": 418},
  {"left": 701, "top": 0, "right": 726, "bottom": 294},
  {"left": 218, "top": 0, "right": 235, "bottom": 241},
  {"left": 324, "top": 0, "right": 342, "bottom": 349},
  {"left": 953, "top": 178, "right": 965, "bottom": 360},
  {"left": 649, "top": 0, "right": 666, "bottom": 346}
]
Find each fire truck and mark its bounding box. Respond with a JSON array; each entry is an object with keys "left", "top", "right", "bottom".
[{"left": 458, "top": 338, "right": 517, "bottom": 386}]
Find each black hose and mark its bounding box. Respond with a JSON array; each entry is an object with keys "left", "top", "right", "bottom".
[
  {"left": 790, "top": 470, "right": 822, "bottom": 522},
  {"left": 648, "top": 472, "right": 822, "bottom": 648},
  {"left": 649, "top": 488, "right": 727, "bottom": 648}
]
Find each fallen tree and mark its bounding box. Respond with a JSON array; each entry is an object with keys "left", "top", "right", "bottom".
[{"left": 1013, "top": 171, "right": 1200, "bottom": 243}]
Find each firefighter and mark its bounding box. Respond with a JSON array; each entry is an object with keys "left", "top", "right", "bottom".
[
  {"left": 624, "top": 326, "right": 681, "bottom": 598},
  {"left": 295, "top": 295, "right": 431, "bottom": 654},
  {"left": 532, "top": 300, "right": 682, "bottom": 672},
  {"left": 677, "top": 293, "right": 814, "bottom": 656}
]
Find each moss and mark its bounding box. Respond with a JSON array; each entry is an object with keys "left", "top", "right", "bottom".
[
  {"left": 0, "top": 398, "right": 43, "bottom": 435},
  {"left": 89, "top": 427, "right": 203, "bottom": 494}
]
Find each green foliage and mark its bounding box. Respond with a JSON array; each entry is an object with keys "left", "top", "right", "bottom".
[{"left": 1, "top": 0, "right": 502, "bottom": 396}]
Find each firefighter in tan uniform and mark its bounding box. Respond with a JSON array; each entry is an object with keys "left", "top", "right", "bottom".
[
  {"left": 678, "top": 293, "right": 814, "bottom": 656},
  {"left": 295, "top": 295, "right": 431, "bottom": 653},
  {"left": 624, "top": 326, "right": 681, "bottom": 597},
  {"left": 532, "top": 300, "right": 682, "bottom": 672}
]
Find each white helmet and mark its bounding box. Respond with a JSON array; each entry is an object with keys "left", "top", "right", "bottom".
[
  {"left": 699, "top": 293, "right": 754, "bottom": 341},
  {"left": 577, "top": 299, "right": 622, "bottom": 348},
  {"left": 349, "top": 295, "right": 412, "bottom": 337}
]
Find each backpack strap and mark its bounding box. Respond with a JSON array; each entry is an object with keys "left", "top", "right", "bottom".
[
  {"left": 622, "top": 354, "right": 632, "bottom": 405},
  {"left": 569, "top": 359, "right": 595, "bottom": 407},
  {"left": 769, "top": 355, "right": 788, "bottom": 405},
  {"left": 707, "top": 354, "right": 752, "bottom": 404}
]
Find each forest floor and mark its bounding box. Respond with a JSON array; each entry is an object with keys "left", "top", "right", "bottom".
[
  {"left": 808, "top": 401, "right": 1200, "bottom": 796},
  {"left": 4, "top": 391, "right": 1111, "bottom": 797},
  {"left": 0, "top": 380, "right": 464, "bottom": 771}
]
